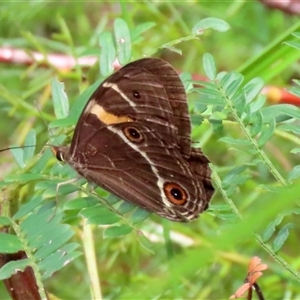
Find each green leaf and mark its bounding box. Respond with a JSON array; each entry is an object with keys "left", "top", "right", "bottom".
[
  {"left": 195, "top": 90, "right": 224, "bottom": 105},
  {"left": 10, "top": 147, "right": 24, "bottom": 168},
  {"left": 278, "top": 124, "right": 300, "bottom": 135},
  {"left": 219, "top": 137, "right": 252, "bottom": 146},
  {"left": 137, "top": 234, "right": 155, "bottom": 254},
  {"left": 103, "top": 225, "right": 132, "bottom": 238},
  {"left": 40, "top": 245, "right": 82, "bottom": 280},
  {"left": 243, "top": 78, "right": 264, "bottom": 104},
  {"left": 222, "top": 166, "right": 248, "bottom": 189},
  {"left": 261, "top": 104, "right": 300, "bottom": 123},
  {"left": 4, "top": 173, "right": 44, "bottom": 183},
  {"left": 60, "top": 164, "right": 78, "bottom": 178},
  {"left": 180, "top": 72, "right": 193, "bottom": 93},
  {"left": 284, "top": 40, "right": 300, "bottom": 50},
  {"left": 208, "top": 204, "right": 232, "bottom": 212},
  {"left": 192, "top": 18, "right": 230, "bottom": 35},
  {"left": 261, "top": 215, "right": 283, "bottom": 242},
  {"left": 0, "top": 233, "right": 23, "bottom": 253},
  {"left": 42, "top": 183, "right": 79, "bottom": 199},
  {"left": 0, "top": 259, "right": 30, "bottom": 280},
  {"left": 249, "top": 95, "right": 266, "bottom": 113},
  {"left": 106, "top": 194, "right": 122, "bottom": 205},
  {"left": 241, "top": 104, "right": 251, "bottom": 126},
  {"left": 31, "top": 148, "right": 53, "bottom": 174},
  {"left": 193, "top": 102, "right": 207, "bottom": 114},
  {"left": 13, "top": 195, "right": 44, "bottom": 220},
  {"left": 129, "top": 208, "right": 151, "bottom": 224},
  {"left": 214, "top": 213, "right": 238, "bottom": 222},
  {"left": 225, "top": 75, "right": 244, "bottom": 98},
  {"left": 209, "top": 111, "right": 227, "bottom": 121},
  {"left": 49, "top": 164, "right": 78, "bottom": 179},
  {"left": 192, "top": 82, "right": 224, "bottom": 105},
  {"left": 287, "top": 165, "right": 300, "bottom": 182},
  {"left": 225, "top": 174, "right": 252, "bottom": 196},
  {"left": 63, "top": 197, "right": 98, "bottom": 211},
  {"left": 291, "top": 147, "right": 300, "bottom": 154},
  {"left": 117, "top": 201, "right": 136, "bottom": 214},
  {"left": 203, "top": 53, "right": 217, "bottom": 80},
  {"left": 99, "top": 31, "right": 116, "bottom": 76},
  {"left": 209, "top": 118, "right": 223, "bottom": 131},
  {"left": 290, "top": 79, "right": 300, "bottom": 97},
  {"left": 49, "top": 117, "right": 76, "bottom": 129},
  {"left": 29, "top": 223, "right": 70, "bottom": 250},
  {"left": 51, "top": 78, "right": 69, "bottom": 119},
  {"left": 131, "top": 22, "right": 156, "bottom": 43},
  {"left": 49, "top": 79, "right": 102, "bottom": 129},
  {"left": 232, "top": 94, "right": 246, "bottom": 117},
  {"left": 162, "top": 45, "right": 182, "bottom": 55},
  {"left": 190, "top": 114, "right": 204, "bottom": 126},
  {"left": 21, "top": 209, "right": 59, "bottom": 242},
  {"left": 114, "top": 18, "right": 131, "bottom": 65},
  {"left": 13, "top": 203, "right": 79, "bottom": 279},
  {"left": 49, "top": 163, "right": 73, "bottom": 177},
  {"left": 220, "top": 72, "right": 244, "bottom": 97},
  {"left": 257, "top": 118, "right": 276, "bottom": 147},
  {"left": 35, "top": 179, "right": 62, "bottom": 190},
  {"left": 34, "top": 225, "right": 74, "bottom": 260},
  {"left": 273, "top": 223, "right": 293, "bottom": 253},
  {"left": 23, "top": 129, "right": 36, "bottom": 163},
  {"left": 292, "top": 32, "right": 300, "bottom": 39},
  {"left": 249, "top": 111, "right": 263, "bottom": 137},
  {"left": 81, "top": 205, "right": 120, "bottom": 225},
  {"left": 36, "top": 242, "right": 79, "bottom": 263}
]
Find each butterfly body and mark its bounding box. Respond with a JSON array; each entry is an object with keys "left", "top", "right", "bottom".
[{"left": 53, "top": 58, "right": 214, "bottom": 222}]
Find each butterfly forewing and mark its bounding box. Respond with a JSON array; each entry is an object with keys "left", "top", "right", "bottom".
[{"left": 127, "top": 58, "right": 192, "bottom": 158}]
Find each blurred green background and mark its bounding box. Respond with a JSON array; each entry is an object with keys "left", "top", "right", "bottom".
[{"left": 1, "top": 1, "right": 300, "bottom": 299}]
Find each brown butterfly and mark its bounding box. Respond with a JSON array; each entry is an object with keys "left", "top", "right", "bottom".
[{"left": 52, "top": 58, "right": 214, "bottom": 222}]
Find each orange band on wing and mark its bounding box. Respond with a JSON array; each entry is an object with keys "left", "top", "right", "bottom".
[{"left": 87, "top": 100, "right": 133, "bottom": 124}]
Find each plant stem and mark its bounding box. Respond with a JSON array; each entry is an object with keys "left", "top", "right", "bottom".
[{"left": 216, "top": 80, "right": 287, "bottom": 186}]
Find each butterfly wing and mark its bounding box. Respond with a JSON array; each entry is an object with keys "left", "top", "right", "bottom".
[
  {"left": 71, "top": 58, "right": 191, "bottom": 158},
  {"left": 63, "top": 58, "right": 213, "bottom": 221},
  {"left": 124, "top": 58, "right": 192, "bottom": 158}
]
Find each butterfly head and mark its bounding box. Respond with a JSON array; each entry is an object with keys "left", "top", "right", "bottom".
[{"left": 51, "top": 146, "right": 69, "bottom": 162}]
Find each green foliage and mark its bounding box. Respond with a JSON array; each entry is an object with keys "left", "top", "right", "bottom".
[
  {"left": 1, "top": 2, "right": 300, "bottom": 299},
  {"left": 0, "top": 198, "right": 81, "bottom": 300}
]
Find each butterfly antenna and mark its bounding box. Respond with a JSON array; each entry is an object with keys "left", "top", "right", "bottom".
[{"left": 0, "top": 145, "right": 38, "bottom": 153}]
